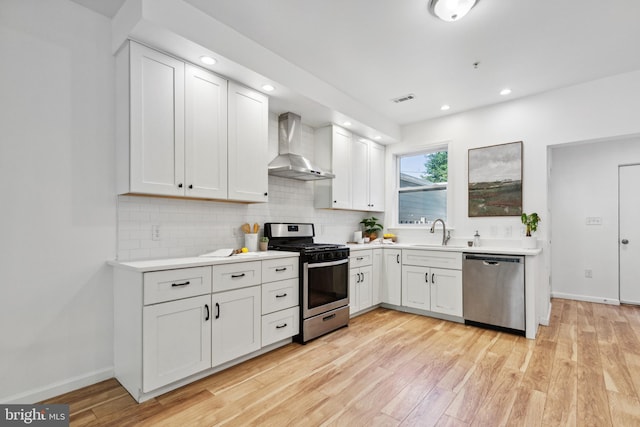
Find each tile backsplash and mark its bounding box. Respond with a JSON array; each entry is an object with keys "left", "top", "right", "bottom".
[{"left": 116, "top": 116, "right": 381, "bottom": 261}]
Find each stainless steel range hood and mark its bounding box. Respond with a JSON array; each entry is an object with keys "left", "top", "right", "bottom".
[{"left": 268, "top": 112, "right": 335, "bottom": 181}]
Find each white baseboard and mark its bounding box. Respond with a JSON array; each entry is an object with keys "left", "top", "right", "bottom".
[
  {"left": 551, "top": 292, "right": 620, "bottom": 306},
  {"left": 2, "top": 367, "right": 114, "bottom": 404}
]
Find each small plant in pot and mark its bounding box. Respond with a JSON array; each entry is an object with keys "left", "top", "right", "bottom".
[
  {"left": 360, "top": 216, "right": 383, "bottom": 241},
  {"left": 259, "top": 236, "right": 269, "bottom": 251},
  {"left": 521, "top": 212, "right": 540, "bottom": 248}
]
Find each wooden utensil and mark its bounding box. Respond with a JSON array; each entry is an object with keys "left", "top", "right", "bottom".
[
  {"left": 241, "top": 223, "right": 251, "bottom": 234},
  {"left": 253, "top": 223, "right": 259, "bottom": 233}
]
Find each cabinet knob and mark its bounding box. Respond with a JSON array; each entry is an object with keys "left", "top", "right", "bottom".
[
  {"left": 188, "top": 184, "right": 193, "bottom": 189},
  {"left": 178, "top": 183, "right": 183, "bottom": 188},
  {"left": 334, "top": 200, "right": 337, "bottom": 203},
  {"left": 264, "top": 192, "right": 268, "bottom": 196}
]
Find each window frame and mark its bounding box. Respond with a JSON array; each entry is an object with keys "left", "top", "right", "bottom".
[{"left": 393, "top": 144, "right": 450, "bottom": 228}]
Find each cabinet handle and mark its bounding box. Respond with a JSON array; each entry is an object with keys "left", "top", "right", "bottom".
[
  {"left": 425, "top": 273, "right": 429, "bottom": 283},
  {"left": 396, "top": 254, "right": 400, "bottom": 264},
  {"left": 231, "top": 273, "right": 246, "bottom": 278},
  {"left": 334, "top": 200, "right": 337, "bottom": 203},
  {"left": 432, "top": 273, "right": 435, "bottom": 284},
  {"left": 171, "top": 281, "right": 190, "bottom": 287},
  {"left": 188, "top": 184, "right": 193, "bottom": 189},
  {"left": 275, "top": 267, "right": 287, "bottom": 272},
  {"left": 215, "top": 302, "right": 220, "bottom": 319},
  {"left": 204, "top": 304, "right": 210, "bottom": 321},
  {"left": 323, "top": 313, "right": 336, "bottom": 321},
  {"left": 276, "top": 323, "right": 288, "bottom": 329},
  {"left": 264, "top": 192, "right": 268, "bottom": 196},
  {"left": 275, "top": 293, "right": 288, "bottom": 298},
  {"left": 360, "top": 272, "right": 364, "bottom": 282},
  {"left": 178, "top": 183, "right": 183, "bottom": 188}
]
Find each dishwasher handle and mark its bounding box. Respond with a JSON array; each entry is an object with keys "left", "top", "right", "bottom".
[{"left": 463, "top": 254, "right": 523, "bottom": 264}]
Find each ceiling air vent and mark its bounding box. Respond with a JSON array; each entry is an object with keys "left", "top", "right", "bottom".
[{"left": 392, "top": 93, "right": 415, "bottom": 103}]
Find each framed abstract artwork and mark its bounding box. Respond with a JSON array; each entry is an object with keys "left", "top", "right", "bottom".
[{"left": 468, "top": 141, "right": 523, "bottom": 217}]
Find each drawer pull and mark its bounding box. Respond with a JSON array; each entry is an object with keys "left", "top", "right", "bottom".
[
  {"left": 231, "top": 273, "right": 246, "bottom": 278},
  {"left": 171, "top": 281, "right": 190, "bottom": 287},
  {"left": 275, "top": 293, "right": 288, "bottom": 298},
  {"left": 276, "top": 323, "right": 288, "bottom": 329},
  {"left": 357, "top": 257, "right": 364, "bottom": 261},
  {"left": 323, "top": 313, "right": 336, "bottom": 322},
  {"left": 275, "top": 267, "right": 287, "bottom": 272}
]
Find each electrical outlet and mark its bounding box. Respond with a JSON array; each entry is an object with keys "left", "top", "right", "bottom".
[
  {"left": 504, "top": 226, "right": 513, "bottom": 237},
  {"left": 152, "top": 225, "right": 161, "bottom": 241},
  {"left": 586, "top": 217, "right": 602, "bottom": 225},
  {"left": 584, "top": 269, "right": 593, "bottom": 278}
]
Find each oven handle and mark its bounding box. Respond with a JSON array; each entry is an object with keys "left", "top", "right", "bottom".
[{"left": 305, "top": 258, "right": 349, "bottom": 269}]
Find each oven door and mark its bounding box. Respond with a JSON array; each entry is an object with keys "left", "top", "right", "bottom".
[{"left": 303, "top": 258, "right": 349, "bottom": 319}]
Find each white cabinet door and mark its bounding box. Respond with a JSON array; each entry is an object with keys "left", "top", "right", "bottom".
[
  {"left": 184, "top": 64, "right": 228, "bottom": 199},
  {"left": 351, "top": 137, "right": 369, "bottom": 211},
  {"left": 227, "top": 82, "right": 269, "bottom": 202},
  {"left": 349, "top": 266, "right": 373, "bottom": 315},
  {"left": 431, "top": 268, "right": 463, "bottom": 317},
  {"left": 212, "top": 285, "right": 261, "bottom": 366},
  {"left": 402, "top": 265, "right": 431, "bottom": 310},
  {"left": 142, "top": 294, "right": 211, "bottom": 392},
  {"left": 372, "top": 249, "right": 382, "bottom": 305},
  {"left": 129, "top": 42, "right": 185, "bottom": 196},
  {"left": 331, "top": 126, "right": 352, "bottom": 209},
  {"left": 382, "top": 249, "right": 402, "bottom": 305},
  {"left": 368, "top": 142, "right": 385, "bottom": 211}
]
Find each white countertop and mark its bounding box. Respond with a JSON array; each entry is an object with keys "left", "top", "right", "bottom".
[
  {"left": 108, "top": 250, "right": 300, "bottom": 272},
  {"left": 347, "top": 242, "right": 542, "bottom": 256}
]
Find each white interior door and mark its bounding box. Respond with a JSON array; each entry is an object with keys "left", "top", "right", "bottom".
[{"left": 619, "top": 164, "right": 640, "bottom": 304}]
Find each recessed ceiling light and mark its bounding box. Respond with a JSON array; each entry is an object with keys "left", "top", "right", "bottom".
[
  {"left": 440, "top": 104, "right": 450, "bottom": 111},
  {"left": 262, "top": 84, "right": 275, "bottom": 92},
  {"left": 343, "top": 121, "right": 352, "bottom": 126},
  {"left": 500, "top": 88, "right": 512, "bottom": 96},
  {"left": 199, "top": 56, "right": 216, "bottom": 65}
]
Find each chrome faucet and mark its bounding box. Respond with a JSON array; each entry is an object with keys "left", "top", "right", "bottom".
[{"left": 430, "top": 218, "right": 450, "bottom": 246}]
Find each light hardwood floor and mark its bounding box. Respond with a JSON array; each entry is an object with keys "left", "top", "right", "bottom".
[{"left": 42, "top": 298, "right": 640, "bottom": 426}]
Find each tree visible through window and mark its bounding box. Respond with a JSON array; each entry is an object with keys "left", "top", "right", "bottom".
[{"left": 398, "top": 149, "right": 448, "bottom": 224}]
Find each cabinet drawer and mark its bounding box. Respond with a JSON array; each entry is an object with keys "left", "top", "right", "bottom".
[
  {"left": 261, "top": 306, "right": 299, "bottom": 347},
  {"left": 350, "top": 249, "right": 373, "bottom": 268},
  {"left": 262, "top": 278, "right": 299, "bottom": 314},
  {"left": 402, "top": 250, "right": 462, "bottom": 270},
  {"left": 143, "top": 267, "right": 212, "bottom": 305},
  {"left": 213, "top": 261, "right": 261, "bottom": 292},
  {"left": 262, "top": 257, "right": 299, "bottom": 283}
]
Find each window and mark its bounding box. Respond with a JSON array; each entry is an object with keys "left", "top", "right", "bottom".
[{"left": 397, "top": 148, "right": 448, "bottom": 224}]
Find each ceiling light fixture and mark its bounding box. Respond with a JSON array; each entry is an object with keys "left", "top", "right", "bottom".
[
  {"left": 429, "top": 0, "right": 479, "bottom": 22},
  {"left": 500, "top": 88, "right": 512, "bottom": 96},
  {"left": 199, "top": 55, "right": 216, "bottom": 65},
  {"left": 440, "top": 104, "right": 451, "bottom": 111},
  {"left": 262, "top": 84, "right": 275, "bottom": 92}
]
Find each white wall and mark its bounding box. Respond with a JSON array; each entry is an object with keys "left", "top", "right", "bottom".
[
  {"left": 0, "top": 0, "right": 116, "bottom": 403},
  {"left": 391, "top": 69, "right": 640, "bottom": 304},
  {"left": 550, "top": 137, "right": 640, "bottom": 303}
]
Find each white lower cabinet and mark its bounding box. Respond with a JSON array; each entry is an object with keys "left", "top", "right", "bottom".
[
  {"left": 142, "top": 294, "right": 211, "bottom": 392},
  {"left": 382, "top": 249, "right": 402, "bottom": 305},
  {"left": 113, "top": 256, "right": 299, "bottom": 402},
  {"left": 401, "top": 250, "right": 463, "bottom": 317},
  {"left": 349, "top": 250, "right": 374, "bottom": 316},
  {"left": 212, "top": 285, "right": 261, "bottom": 367}
]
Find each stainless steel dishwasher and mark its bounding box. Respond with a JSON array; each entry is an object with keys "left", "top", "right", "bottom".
[{"left": 462, "top": 253, "right": 525, "bottom": 334}]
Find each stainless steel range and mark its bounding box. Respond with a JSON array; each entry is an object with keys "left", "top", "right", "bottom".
[{"left": 264, "top": 223, "right": 350, "bottom": 343}]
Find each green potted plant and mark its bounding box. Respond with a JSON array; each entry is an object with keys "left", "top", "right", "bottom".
[
  {"left": 360, "top": 216, "right": 383, "bottom": 241},
  {"left": 521, "top": 212, "right": 540, "bottom": 248},
  {"left": 259, "top": 236, "right": 269, "bottom": 252}
]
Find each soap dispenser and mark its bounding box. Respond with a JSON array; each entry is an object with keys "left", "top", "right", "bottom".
[{"left": 473, "top": 230, "right": 480, "bottom": 247}]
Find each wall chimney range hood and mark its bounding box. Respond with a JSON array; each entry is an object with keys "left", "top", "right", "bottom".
[{"left": 268, "top": 112, "right": 335, "bottom": 181}]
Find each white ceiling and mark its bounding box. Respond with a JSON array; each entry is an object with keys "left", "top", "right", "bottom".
[{"left": 71, "top": 0, "right": 640, "bottom": 140}]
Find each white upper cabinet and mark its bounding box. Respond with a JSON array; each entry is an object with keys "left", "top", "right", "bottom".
[
  {"left": 117, "top": 41, "right": 268, "bottom": 203},
  {"left": 314, "top": 125, "right": 352, "bottom": 209},
  {"left": 314, "top": 125, "right": 384, "bottom": 212},
  {"left": 123, "top": 42, "right": 185, "bottom": 196},
  {"left": 227, "top": 82, "right": 269, "bottom": 203},
  {"left": 184, "top": 64, "right": 228, "bottom": 199}
]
